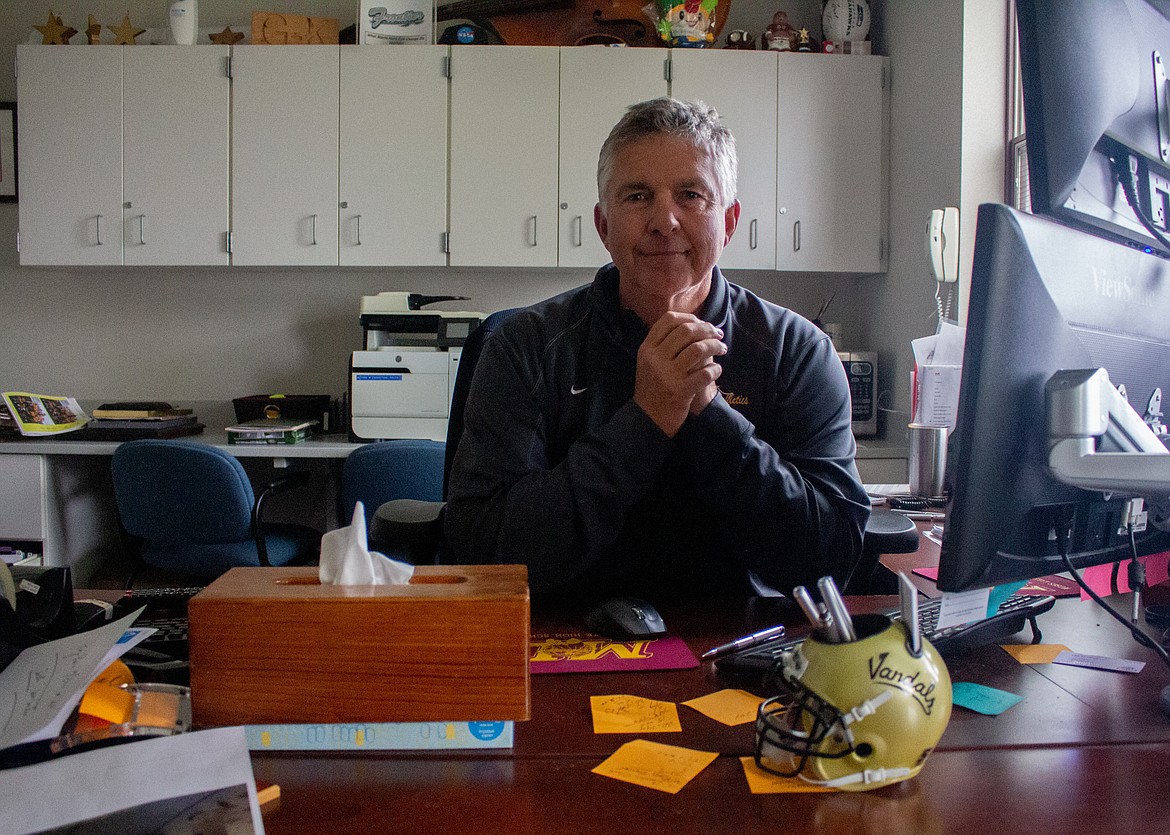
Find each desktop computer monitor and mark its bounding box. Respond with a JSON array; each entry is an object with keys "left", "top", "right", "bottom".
[
  {"left": 937, "top": 203, "right": 1170, "bottom": 592},
  {"left": 1016, "top": 0, "right": 1170, "bottom": 258}
]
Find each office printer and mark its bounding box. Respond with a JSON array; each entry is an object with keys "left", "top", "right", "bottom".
[{"left": 349, "top": 292, "right": 483, "bottom": 442}]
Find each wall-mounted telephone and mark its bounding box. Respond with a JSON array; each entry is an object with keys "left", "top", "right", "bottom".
[{"left": 926, "top": 207, "right": 959, "bottom": 283}]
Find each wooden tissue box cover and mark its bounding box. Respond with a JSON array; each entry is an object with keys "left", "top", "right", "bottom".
[{"left": 187, "top": 565, "right": 529, "bottom": 727}]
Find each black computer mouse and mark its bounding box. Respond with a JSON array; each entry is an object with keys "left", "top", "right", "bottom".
[{"left": 584, "top": 596, "right": 667, "bottom": 640}]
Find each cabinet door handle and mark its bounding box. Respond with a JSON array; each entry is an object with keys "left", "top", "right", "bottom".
[
  {"left": 793, "top": 220, "right": 801, "bottom": 253},
  {"left": 310, "top": 214, "right": 318, "bottom": 246},
  {"left": 749, "top": 218, "right": 758, "bottom": 250},
  {"left": 355, "top": 214, "right": 362, "bottom": 246},
  {"left": 573, "top": 215, "right": 582, "bottom": 248},
  {"left": 94, "top": 214, "right": 103, "bottom": 246},
  {"left": 528, "top": 215, "right": 538, "bottom": 247},
  {"left": 139, "top": 214, "right": 147, "bottom": 245}
]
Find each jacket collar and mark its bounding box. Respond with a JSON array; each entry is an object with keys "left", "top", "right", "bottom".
[{"left": 590, "top": 264, "right": 730, "bottom": 343}]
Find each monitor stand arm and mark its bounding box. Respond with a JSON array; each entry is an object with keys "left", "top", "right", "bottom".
[
  {"left": 1046, "top": 368, "right": 1170, "bottom": 496},
  {"left": 1047, "top": 368, "right": 1170, "bottom": 719}
]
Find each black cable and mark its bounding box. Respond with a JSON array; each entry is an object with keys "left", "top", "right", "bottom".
[
  {"left": 1112, "top": 150, "right": 1170, "bottom": 255},
  {"left": 1053, "top": 513, "right": 1170, "bottom": 670}
]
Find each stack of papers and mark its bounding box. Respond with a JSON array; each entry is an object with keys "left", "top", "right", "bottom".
[{"left": 226, "top": 417, "right": 316, "bottom": 445}]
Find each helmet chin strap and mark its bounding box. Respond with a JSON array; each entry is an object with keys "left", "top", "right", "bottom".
[
  {"left": 838, "top": 690, "right": 893, "bottom": 729},
  {"left": 813, "top": 766, "right": 914, "bottom": 789}
]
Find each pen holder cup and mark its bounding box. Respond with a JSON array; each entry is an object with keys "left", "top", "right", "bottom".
[
  {"left": 760, "top": 613, "right": 953, "bottom": 791},
  {"left": 803, "top": 613, "right": 892, "bottom": 648}
]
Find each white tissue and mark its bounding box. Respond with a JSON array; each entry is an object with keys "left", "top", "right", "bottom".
[{"left": 319, "top": 501, "right": 414, "bottom": 585}]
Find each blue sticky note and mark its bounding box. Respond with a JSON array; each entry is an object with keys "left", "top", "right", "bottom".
[
  {"left": 951, "top": 681, "right": 1024, "bottom": 715},
  {"left": 986, "top": 581, "right": 1027, "bottom": 617}
]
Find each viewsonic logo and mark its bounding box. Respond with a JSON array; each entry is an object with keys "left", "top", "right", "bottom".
[{"left": 867, "top": 652, "right": 937, "bottom": 715}]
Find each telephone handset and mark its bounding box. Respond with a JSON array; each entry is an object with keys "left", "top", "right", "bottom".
[{"left": 927, "top": 207, "right": 959, "bottom": 283}]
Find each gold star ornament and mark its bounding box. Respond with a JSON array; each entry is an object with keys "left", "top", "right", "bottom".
[
  {"left": 34, "top": 11, "right": 77, "bottom": 45},
  {"left": 109, "top": 13, "right": 146, "bottom": 45},
  {"left": 209, "top": 26, "right": 246, "bottom": 45}
]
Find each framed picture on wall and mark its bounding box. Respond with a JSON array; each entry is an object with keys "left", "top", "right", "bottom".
[{"left": 0, "top": 102, "right": 16, "bottom": 203}]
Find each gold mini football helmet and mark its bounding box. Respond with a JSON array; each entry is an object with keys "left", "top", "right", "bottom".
[{"left": 754, "top": 613, "right": 952, "bottom": 791}]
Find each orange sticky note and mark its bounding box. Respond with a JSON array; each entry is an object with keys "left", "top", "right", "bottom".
[
  {"left": 1000, "top": 643, "right": 1070, "bottom": 664},
  {"left": 590, "top": 694, "right": 682, "bottom": 733},
  {"left": 592, "top": 739, "right": 719, "bottom": 793},
  {"left": 682, "top": 689, "right": 765, "bottom": 726},
  {"left": 739, "top": 757, "right": 836, "bottom": 793}
]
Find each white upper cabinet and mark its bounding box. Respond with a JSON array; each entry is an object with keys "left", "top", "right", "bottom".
[
  {"left": 15, "top": 46, "right": 887, "bottom": 273},
  {"left": 448, "top": 46, "right": 560, "bottom": 268},
  {"left": 17, "top": 46, "right": 230, "bottom": 267},
  {"left": 670, "top": 50, "right": 779, "bottom": 271},
  {"left": 339, "top": 47, "right": 448, "bottom": 267},
  {"left": 17, "top": 46, "right": 123, "bottom": 266},
  {"left": 775, "top": 54, "right": 888, "bottom": 273},
  {"left": 123, "top": 47, "right": 230, "bottom": 266},
  {"left": 231, "top": 46, "right": 340, "bottom": 266},
  {"left": 557, "top": 47, "right": 667, "bottom": 269}
]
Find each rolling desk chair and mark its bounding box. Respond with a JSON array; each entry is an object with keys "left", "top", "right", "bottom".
[
  {"left": 340, "top": 439, "right": 445, "bottom": 559},
  {"left": 111, "top": 439, "right": 321, "bottom": 586},
  {"left": 368, "top": 308, "right": 518, "bottom": 562},
  {"left": 845, "top": 507, "right": 921, "bottom": 594}
]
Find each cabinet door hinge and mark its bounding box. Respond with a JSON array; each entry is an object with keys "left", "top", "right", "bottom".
[
  {"left": 226, "top": 54, "right": 234, "bottom": 79},
  {"left": 441, "top": 232, "right": 450, "bottom": 254},
  {"left": 442, "top": 55, "right": 451, "bottom": 79},
  {"left": 15, "top": 230, "right": 20, "bottom": 253},
  {"left": 664, "top": 57, "right": 672, "bottom": 84},
  {"left": 882, "top": 63, "right": 889, "bottom": 90},
  {"left": 879, "top": 237, "right": 886, "bottom": 263},
  {"left": 13, "top": 54, "right": 18, "bottom": 80},
  {"left": 226, "top": 231, "right": 233, "bottom": 253}
]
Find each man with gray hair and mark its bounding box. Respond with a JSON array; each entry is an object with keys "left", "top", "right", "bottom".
[{"left": 445, "top": 97, "right": 869, "bottom": 603}]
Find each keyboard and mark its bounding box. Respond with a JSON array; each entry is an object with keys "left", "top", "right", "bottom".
[
  {"left": 114, "top": 586, "right": 204, "bottom": 659},
  {"left": 715, "top": 593, "right": 1057, "bottom": 680}
]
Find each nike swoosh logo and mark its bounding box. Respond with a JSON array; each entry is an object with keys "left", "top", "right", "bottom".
[{"left": 570, "top": 385, "right": 587, "bottom": 395}]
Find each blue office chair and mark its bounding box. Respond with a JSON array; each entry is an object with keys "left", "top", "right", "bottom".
[
  {"left": 111, "top": 439, "right": 321, "bottom": 585},
  {"left": 367, "top": 308, "right": 518, "bottom": 562},
  {"left": 340, "top": 439, "right": 445, "bottom": 557}
]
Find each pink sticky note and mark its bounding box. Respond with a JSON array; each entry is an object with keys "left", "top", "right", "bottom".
[{"left": 1079, "top": 551, "right": 1170, "bottom": 601}]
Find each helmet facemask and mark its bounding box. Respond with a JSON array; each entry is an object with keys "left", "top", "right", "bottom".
[{"left": 753, "top": 613, "right": 951, "bottom": 791}]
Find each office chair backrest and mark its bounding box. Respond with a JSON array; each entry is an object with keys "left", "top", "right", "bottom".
[
  {"left": 442, "top": 307, "right": 519, "bottom": 499},
  {"left": 112, "top": 439, "right": 255, "bottom": 544},
  {"left": 342, "top": 439, "right": 445, "bottom": 530}
]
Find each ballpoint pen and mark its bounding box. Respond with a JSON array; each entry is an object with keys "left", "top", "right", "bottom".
[
  {"left": 792, "top": 585, "right": 834, "bottom": 640},
  {"left": 899, "top": 572, "right": 921, "bottom": 655},
  {"left": 700, "top": 624, "right": 787, "bottom": 660},
  {"left": 817, "top": 576, "right": 857, "bottom": 642}
]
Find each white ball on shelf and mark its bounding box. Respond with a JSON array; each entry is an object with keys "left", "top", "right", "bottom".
[{"left": 822, "top": 0, "right": 871, "bottom": 43}]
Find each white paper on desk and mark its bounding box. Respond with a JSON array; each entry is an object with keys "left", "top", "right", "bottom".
[
  {"left": 32, "top": 624, "right": 157, "bottom": 748},
  {"left": 319, "top": 501, "right": 414, "bottom": 585},
  {"left": 936, "top": 587, "right": 990, "bottom": 630},
  {"left": 3, "top": 725, "right": 264, "bottom": 835},
  {"left": 0, "top": 608, "right": 148, "bottom": 750}
]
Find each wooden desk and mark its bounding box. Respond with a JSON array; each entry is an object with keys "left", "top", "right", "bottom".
[
  {"left": 248, "top": 593, "right": 1170, "bottom": 834},
  {"left": 253, "top": 743, "right": 1170, "bottom": 835},
  {"left": 881, "top": 523, "right": 1170, "bottom": 746}
]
